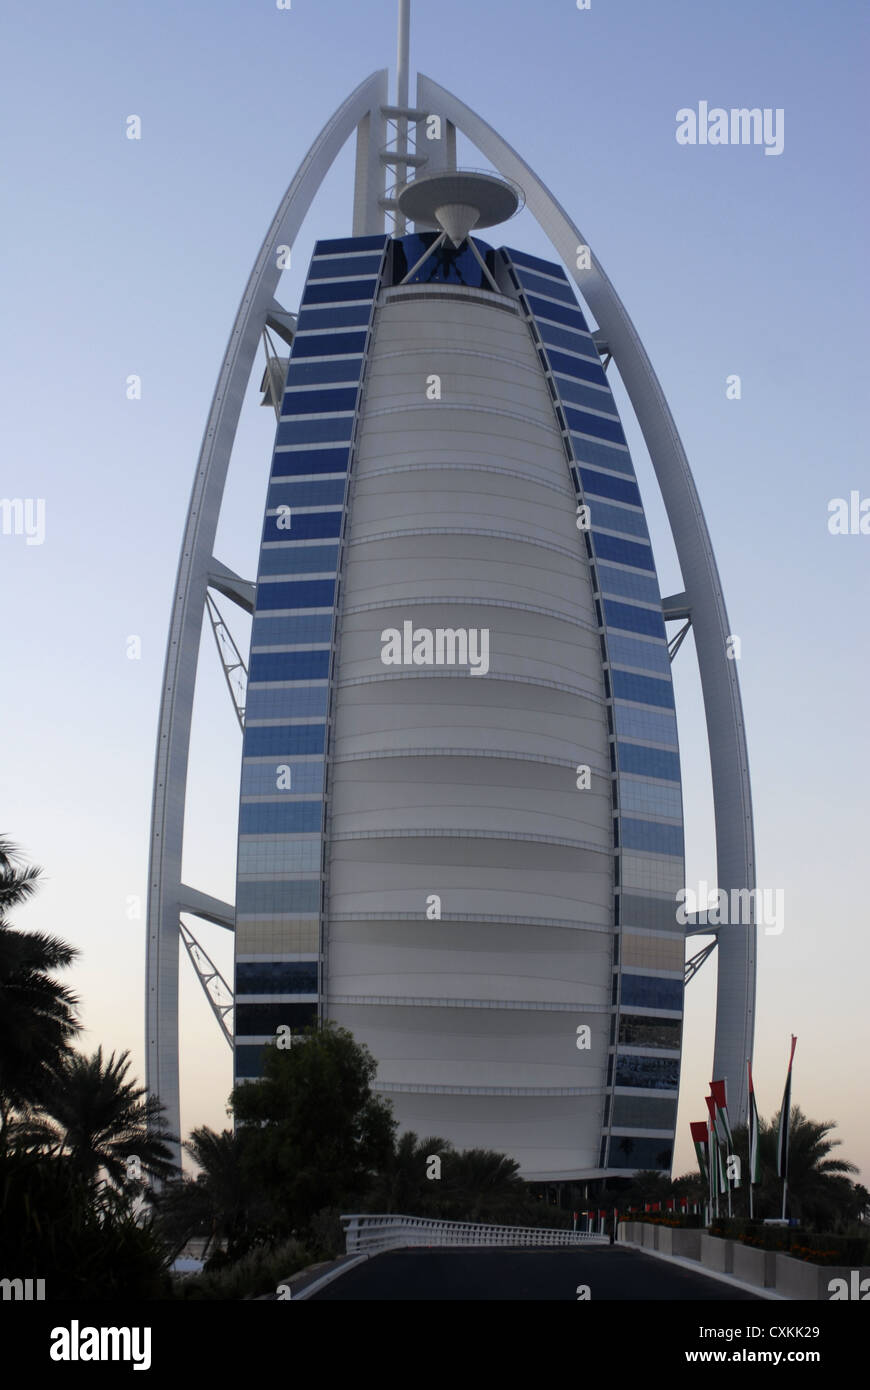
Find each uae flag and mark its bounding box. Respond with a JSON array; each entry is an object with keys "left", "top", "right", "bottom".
[
  {"left": 690, "top": 1121, "right": 709, "bottom": 1182},
  {"left": 710, "top": 1078, "right": 738, "bottom": 1187},
  {"left": 747, "top": 1060, "right": 761, "bottom": 1186},
  {"left": 777, "top": 1036, "right": 798, "bottom": 1178},
  {"left": 706, "top": 1094, "right": 727, "bottom": 1193}
]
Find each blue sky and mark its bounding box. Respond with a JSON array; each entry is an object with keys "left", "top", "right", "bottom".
[{"left": 2, "top": 0, "right": 868, "bottom": 1183}]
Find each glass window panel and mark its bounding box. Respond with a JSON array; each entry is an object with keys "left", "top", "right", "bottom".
[
  {"left": 258, "top": 544, "right": 339, "bottom": 577},
  {"left": 572, "top": 436, "right": 634, "bottom": 475},
  {"left": 618, "top": 778, "right": 683, "bottom": 819},
  {"left": 286, "top": 359, "right": 363, "bottom": 387},
  {"left": 314, "top": 234, "right": 387, "bottom": 256},
  {"left": 505, "top": 247, "right": 568, "bottom": 279},
  {"left": 620, "top": 975, "right": 683, "bottom": 1012},
  {"left": 237, "top": 961, "right": 319, "bottom": 995},
  {"left": 295, "top": 305, "right": 372, "bottom": 332},
  {"left": 239, "top": 803, "right": 323, "bottom": 835},
  {"left": 251, "top": 614, "right": 334, "bottom": 647},
  {"left": 237, "top": 838, "right": 322, "bottom": 874},
  {"left": 515, "top": 268, "right": 577, "bottom": 304},
  {"left": 270, "top": 479, "right": 346, "bottom": 508},
  {"left": 271, "top": 447, "right": 350, "bottom": 478},
  {"left": 539, "top": 322, "right": 600, "bottom": 357},
  {"left": 618, "top": 1014, "right": 683, "bottom": 1049},
  {"left": 248, "top": 650, "right": 331, "bottom": 683},
  {"left": 612, "top": 671, "right": 675, "bottom": 708},
  {"left": 236, "top": 880, "right": 321, "bottom": 915},
  {"left": 565, "top": 405, "right": 627, "bottom": 447},
  {"left": 597, "top": 565, "right": 661, "bottom": 603},
  {"left": 607, "top": 633, "right": 670, "bottom": 673},
  {"left": 245, "top": 686, "right": 329, "bottom": 720},
  {"left": 546, "top": 346, "right": 607, "bottom": 381},
  {"left": 602, "top": 598, "right": 665, "bottom": 639},
  {"left": 263, "top": 511, "right": 342, "bottom": 544},
  {"left": 611, "top": 1095, "right": 678, "bottom": 1129},
  {"left": 242, "top": 724, "right": 326, "bottom": 758},
  {"left": 281, "top": 387, "right": 358, "bottom": 416},
  {"left": 275, "top": 417, "right": 354, "bottom": 447},
  {"left": 308, "top": 254, "right": 384, "bottom": 279},
  {"left": 291, "top": 332, "right": 368, "bottom": 359},
  {"left": 621, "top": 818, "right": 684, "bottom": 856},
  {"left": 620, "top": 853, "right": 685, "bottom": 895},
  {"left": 301, "top": 278, "right": 377, "bottom": 306},
  {"left": 255, "top": 578, "right": 336, "bottom": 610},
  {"left": 526, "top": 293, "right": 590, "bottom": 332},
  {"left": 619, "top": 892, "right": 683, "bottom": 931},
  {"left": 554, "top": 374, "right": 615, "bottom": 414},
  {"left": 615, "top": 704, "right": 678, "bottom": 746},
  {"left": 579, "top": 468, "right": 642, "bottom": 506},
  {"left": 608, "top": 1136, "right": 674, "bottom": 1169},
  {"left": 594, "top": 534, "right": 655, "bottom": 572},
  {"left": 235, "top": 1002, "right": 318, "bottom": 1035}
]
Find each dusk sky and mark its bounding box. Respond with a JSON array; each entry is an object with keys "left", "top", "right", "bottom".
[{"left": 2, "top": 0, "right": 867, "bottom": 1182}]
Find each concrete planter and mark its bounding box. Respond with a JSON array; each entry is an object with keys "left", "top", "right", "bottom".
[
  {"left": 732, "top": 1243, "right": 777, "bottom": 1288},
  {"left": 774, "top": 1255, "right": 870, "bottom": 1301},
  {"left": 671, "top": 1228, "right": 702, "bottom": 1261},
  {"left": 656, "top": 1226, "right": 673, "bottom": 1255},
  {"left": 641, "top": 1223, "right": 658, "bottom": 1250},
  {"left": 701, "top": 1232, "right": 733, "bottom": 1273}
]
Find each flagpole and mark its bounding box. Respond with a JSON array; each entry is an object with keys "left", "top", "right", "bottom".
[{"left": 747, "top": 1058, "right": 754, "bottom": 1220}]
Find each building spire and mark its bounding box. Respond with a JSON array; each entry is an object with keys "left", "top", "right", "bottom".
[{"left": 396, "top": 0, "right": 411, "bottom": 109}]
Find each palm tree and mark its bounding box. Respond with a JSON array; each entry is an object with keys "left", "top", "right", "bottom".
[
  {"left": 40, "top": 1047, "right": 178, "bottom": 1191},
  {"left": 182, "top": 1126, "right": 276, "bottom": 1261},
  {"left": 730, "top": 1109, "right": 860, "bottom": 1228},
  {"left": 0, "top": 838, "right": 80, "bottom": 1141}
]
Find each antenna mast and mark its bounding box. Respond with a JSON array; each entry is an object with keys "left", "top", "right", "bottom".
[{"left": 395, "top": 0, "right": 411, "bottom": 233}]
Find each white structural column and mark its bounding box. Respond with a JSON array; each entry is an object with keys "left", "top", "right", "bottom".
[
  {"left": 146, "top": 71, "right": 389, "bottom": 1152},
  {"left": 416, "top": 74, "right": 757, "bottom": 1120}
]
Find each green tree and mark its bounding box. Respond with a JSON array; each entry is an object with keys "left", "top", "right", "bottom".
[
  {"left": 0, "top": 838, "right": 80, "bottom": 1143},
  {"left": 731, "top": 1109, "right": 860, "bottom": 1227},
  {"left": 40, "top": 1046, "right": 177, "bottom": 1192},
  {"left": 231, "top": 1023, "right": 396, "bottom": 1233}
]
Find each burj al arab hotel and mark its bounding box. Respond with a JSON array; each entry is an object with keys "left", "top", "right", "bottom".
[{"left": 146, "top": 1, "right": 756, "bottom": 1181}]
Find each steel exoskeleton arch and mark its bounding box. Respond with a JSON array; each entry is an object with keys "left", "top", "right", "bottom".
[
  {"left": 145, "top": 71, "right": 388, "bottom": 1154},
  {"left": 415, "top": 73, "right": 756, "bottom": 1120}
]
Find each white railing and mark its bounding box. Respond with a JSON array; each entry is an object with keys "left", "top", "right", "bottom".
[{"left": 341, "top": 1214, "right": 608, "bottom": 1254}]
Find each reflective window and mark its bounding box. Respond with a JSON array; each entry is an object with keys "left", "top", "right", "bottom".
[
  {"left": 579, "top": 468, "right": 642, "bottom": 506},
  {"left": 292, "top": 332, "right": 368, "bottom": 358},
  {"left": 245, "top": 686, "right": 329, "bottom": 720},
  {"left": 314, "top": 234, "right": 387, "bottom": 256},
  {"left": 620, "top": 975, "right": 683, "bottom": 1011},
  {"left": 620, "top": 853, "right": 685, "bottom": 895},
  {"left": 270, "top": 479, "right": 346, "bottom": 508},
  {"left": 262, "top": 511, "right": 342, "bottom": 543},
  {"left": 275, "top": 417, "right": 354, "bottom": 447},
  {"left": 612, "top": 671, "right": 674, "bottom": 708},
  {"left": 614, "top": 704, "right": 678, "bottom": 747},
  {"left": 295, "top": 305, "right": 372, "bottom": 332},
  {"left": 236, "top": 880, "right": 321, "bottom": 915},
  {"left": 308, "top": 254, "right": 384, "bottom": 280},
  {"left": 608, "top": 1137, "right": 674, "bottom": 1170},
  {"left": 251, "top": 614, "right": 334, "bottom": 647},
  {"left": 571, "top": 436, "right": 634, "bottom": 475},
  {"left": 235, "top": 1044, "right": 268, "bottom": 1077},
  {"left": 594, "top": 534, "right": 654, "bottom": 572},
  {"left": 611, "top": 1095, "right": 678, "bottom": 1129},
  {"left": 526, "top": 293, "right": 590, "bottom": 333},
  {"left": 241, "top": 759, "right": 325, "bottom": 797},
  {"left": 242, "top": 724, "right": 326, "bottom": 757},
  {"left": 547, "top": 346, "right": 607, "bottom": 381},
  {"left": 618, "top": 1014, "right": 683, "bottom": 1049},
  {"left": 590, "top": 507, "right": 649, "bottom": 541},
  {"left": 237, "top": 838, "right": 322, "bottom": 874},
  {"left": 598, "top": 566, "right": 661, "bottom": 603},
  {"left": 271, "top": 447, "right": 350, "bottom": 478},
  {"left": 249, "top": 649, "right": 331, "bottom": 683},
  {"left": 236, "top": 961, "right": 319, "bottom": 995},
  {"left": 301, "top": 278, "right": 378, "bottom": 306},
  {"left": 258, "top": 544, "right": 339, "bottom": 577},
  {"left": 602, "top": 598, "right": 665, "bottom": 639},
  {"left": 556, "top": 375, "right": 618, "bottom": 414},
  {"left": 618, "top": 778, "right": 683, "bottom": 820},
  {"left": 621, "top": 818, "right": 684, "bottom": 857},
  {"left": 235, "top": 1003, "right": 318, "bottom": 1035},
  {"left": 515, "top": 268, "right": 577, "bottom": 304},
  {"left": 286, "top": 359, "right": 364, "bottom": 387},
  {"left": 615, "top": 1054, "right": 680, "bottom": 1090},
  {"left": 607, "top": 633, "right": 670, "bottom": 674},
  {"left": 238, "top": 802, "right": 323, "bottom": 835},
  {"left": 392, "top": 233, "right": 497, "bottom": 289},
  {"left": 565, "top": 405, "right": 626, "bottom": 447},
  {"left": 255, "top": 578, "right": 336, "bottom": 610},
  {"left": 539, "top": 322, "right": 602, "bottom": 359},
  {"left": 281, "top": 387, "right": 359, "bottom": 417},
  {"left": 619, "top": 891, "right": 684, "bottom": 931}
]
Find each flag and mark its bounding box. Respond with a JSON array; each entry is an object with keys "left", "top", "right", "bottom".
[
  {"left": 777, "top": 1036, "right": 797, "bottom": 1178},
  {"left": 710, "top": 1079, "right": 734, "bottom": 1150},
  {"left": 691, "top": 1121, "right": 709, "bottom": 1182},
  {"left": 747, "top": 1060, "right": 761, "bottom": 1186},
  {"left": 706, "top": 1095, "right": 727, "bottom": 1194}
]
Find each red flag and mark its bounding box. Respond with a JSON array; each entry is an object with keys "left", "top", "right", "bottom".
[{"left": 666, "top": 1198, "right": 675, "bottom": 1210}]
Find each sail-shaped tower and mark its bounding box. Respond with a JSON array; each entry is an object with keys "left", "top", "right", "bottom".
[{"left": 146, "top": 1, "right": 756, "bottom": 1181}]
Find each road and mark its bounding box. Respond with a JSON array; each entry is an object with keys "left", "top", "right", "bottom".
[{"left": 310, "top": 1246, "right": 762, "bottom": 1301}]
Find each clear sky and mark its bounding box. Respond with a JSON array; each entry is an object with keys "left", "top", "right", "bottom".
[{"left": 2, "top": 0, "right": 868, "bottom": 1184}]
